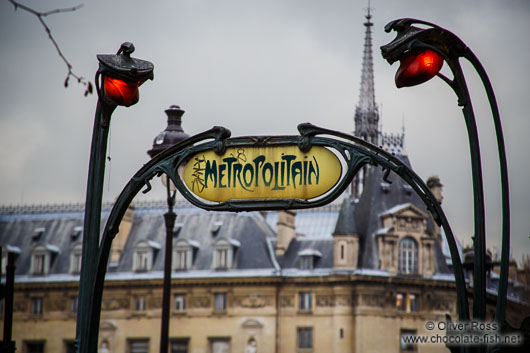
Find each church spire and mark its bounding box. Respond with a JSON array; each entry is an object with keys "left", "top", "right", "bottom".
[
  {"left": 354, "top": 6, "right": 379, "bottom": 143},
  {"left": 352, "top": 5, "right": 380, "bottom": 198}
]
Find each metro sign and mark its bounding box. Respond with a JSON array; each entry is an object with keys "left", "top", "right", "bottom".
[{"left": 183, "top": 145, "right": 342, "bottom": 202}]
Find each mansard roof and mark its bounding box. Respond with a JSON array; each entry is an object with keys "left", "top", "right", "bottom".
[
  {"left": 0, "top": 209, "right": 86, "bottom": 275},
  {"left": 277, "top": 238, "right": 333, "bottom": 270},
  {"left": 0, "top": 201, "right": 277, "bottom": 277},
  {"left": 112, "top": 211, "right": 277, "bottom": 272}
]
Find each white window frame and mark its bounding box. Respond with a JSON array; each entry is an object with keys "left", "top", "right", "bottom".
[
  {"left": 132, "top": 240, "right": 160, "bottom": 272},
  {"left": 70, "top": 243, "right": 82, "bottom": 274},
  {"left": 212, "top": 238, "right": 238, "bottom": 270},
  {"left": 300, "top": 256, "right": 313, "bottom": 270},
  {"left": 399, "top": 237, "right": 418, "bottom": 275},
  {"left": 299, "top": 291, "right": 312, "bottom": 311},
  {"left": 134, "top": 296, "right": 147, "bottom": 312},
  {"left": 214, "top": 293, "right": 227, "bottom": 312},
  {"left": 174, "top": 294, "right": 186, "bottom": 312}
]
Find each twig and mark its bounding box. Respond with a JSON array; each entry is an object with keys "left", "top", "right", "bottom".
[{"left": 8, "top": 0, "right": 93, "bottom": 96}]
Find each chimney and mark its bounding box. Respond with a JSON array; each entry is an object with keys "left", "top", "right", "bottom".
[
  {"left": 427, "top": 176, "right": 443, "bottom": 204},
  {"left": 276, "top": 210, "right": 296, "bottom": 256}
]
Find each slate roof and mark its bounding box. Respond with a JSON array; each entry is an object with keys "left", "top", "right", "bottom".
[
  {"left": 117, "top": 211, "right": 277, "bottom": 272},
  {"left": 0, "top": 201, "right": 277, "bottom": 277},
  {"left": 277, "top": 238, "right": 334, "bottom": 270}
]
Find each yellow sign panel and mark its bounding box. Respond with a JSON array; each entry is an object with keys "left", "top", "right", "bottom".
[{"left": 183, "top": 146, "right": 342, "bottom": 202}]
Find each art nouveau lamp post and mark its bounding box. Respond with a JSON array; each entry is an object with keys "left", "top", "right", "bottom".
[
  {"left": 381, "top": 18, "right": 511, "bottom": 351},
  {"left": 147, "top": 105, "right": 189, "bottom": 353},
  {"left": 76, "top": 42, "right": 153, "bottom": 353}
]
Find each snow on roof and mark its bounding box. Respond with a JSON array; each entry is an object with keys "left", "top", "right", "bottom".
[
  {"left": 298, "top": 249, "right": 322, "bottom": 257},
  {"left": 379, "top": 203, "right": 413, "bottom": 217}
]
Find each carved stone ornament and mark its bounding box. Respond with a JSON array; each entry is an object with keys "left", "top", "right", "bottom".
[
  {"left": 280, "top": 295, "right": 294, "bottom": 308},
  {"left": 101, "top": 298, "right": 129, "bottom": 311},
  {"left": 235, "top": 294, "right": 271, "bottom": 308},
  {"left": 316, "top": 295, "right": 335, "bottom": 307},
  {"left": 242, "top": 319, "right": 264, "bottom": 329},
  {"left": 189, "top": 296, "right": 211, "bottom": 308}
]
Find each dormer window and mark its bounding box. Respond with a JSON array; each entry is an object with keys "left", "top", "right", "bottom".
[
  {"left": 173, "top": 239, "right": 200, "bottom": 271},
  {"left": 32, "top": 227, "right": 45, "bottom": 241},
  {"left": 71, "top": 226, "right": 83, "bottom": 241},
  {"left": 300, "top": 256, "right": 313, "bottom": 270},
  {"left": 132, "top": 240, "right": 160, "bottom": 272},
  {"left": 399, "top": 237, "right": 418, "bottom": 275},
  {"left": 211, "top": 221, "right": 223, "bottom": 235},
  {"left": 212, "top": 237, "right": 240, "bottom": 270},
  {"left": 298, "top": 249, "right": 322, "bottom": 270},
  {"left": 30, "top": 244, "right": 60, "bottom": 276},
  {"left": 70, "top": 243, "right": 83, "bottom": 274}
]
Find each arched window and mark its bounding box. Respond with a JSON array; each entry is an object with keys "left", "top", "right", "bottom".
[{"left": 399, "top": 237, "right": 418, "bottom": 275}]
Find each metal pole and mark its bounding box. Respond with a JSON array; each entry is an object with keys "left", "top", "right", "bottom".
[
  {"left": 1, "top": 251, "right": 16, "bottom": 353},
  {"left": 462, "top": 48, "right": 510, "bottom": 327},
  {"left": 160, "top": 175, "right": 176, "bottom": 353},
  {"left": 76, "top": 99, "right": 115, "bottom": 353}
]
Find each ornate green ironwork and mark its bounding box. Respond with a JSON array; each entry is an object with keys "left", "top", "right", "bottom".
[
  {"left": 381, "top": 18, "right": 513, "bottom": 353},
  {"left": 81, "top": 123, "right": 467, "bottom": 350}
]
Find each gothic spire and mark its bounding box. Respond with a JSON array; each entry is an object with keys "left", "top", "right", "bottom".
[
  {"left": 352, "top": 5, "right": 380, "bottom": 198},
  {"left": 354, "top": 6, "right": 379, "bottom": 144}
]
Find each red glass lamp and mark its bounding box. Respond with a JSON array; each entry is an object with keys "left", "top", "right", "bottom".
[
  {"left": 103, "top": 76, "right": 145, "bottom": 107},
  {"left": 395, "top": 49, "right": 443, "bottom": 88}
]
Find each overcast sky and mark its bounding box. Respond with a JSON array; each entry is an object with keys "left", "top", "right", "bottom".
[{"left": 1, "top": 0, "right": 529, "bottom": 262}]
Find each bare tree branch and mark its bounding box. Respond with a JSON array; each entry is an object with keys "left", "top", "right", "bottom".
[{"left": 8, "top": 0, "right": 93, "bottom": 96}]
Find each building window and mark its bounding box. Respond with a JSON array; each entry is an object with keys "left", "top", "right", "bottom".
[
  {"left": 128, "top": 339, "right": 149, "bottom": 353},
  {"left": 400, "top": 329, "right": 417, "bottom": 352},
  {"left": 340, "top": 243, "right": 345, "bottom": 260},
  {"left": 217, "top": 248, "right": 228, "bottom": 269},
  {"left": 212, "top": 238, "right": 239, "bottom": 270},
  {"left": 71, "top": 296, "right": 78, "bottom": 313},
  {"left": 32, "top": 254, "right": 46, "bottom": 275},
  {"left": 409, "top": 294, "right": 419, "bottom": 312},
  {"left": 210, "top": 338, "right": 230, "bottom": 353},
  {"left": 24, "top": 341, "right": 45, "bottom": 353},
  {"left": 132, "top": 240, "right": 160, "bottom": 272},
  {"left": 396, "top": 293, "right": 406, "bottom": 311},
  {"left": 300, "top": 256, "right": 313, "bottom": 270},
  {"left": 214, "top": 293, "right": 227, "bottom": 312},
  {"left": 299, "top": 292, "right": 312, "bottom": 311},
  {"left": 297, "top": 327, "right": 313, "bottom": 349},
  {"left": 134, "top": 296, "right": 146, "bottom": 312},
  {"left": 71, "top": 253, "right": 82, "bottom": 273},
  {"left": 396, "top": 293, "right": 419, "bottom": 313},
  {"left": 399, "top": 237, "right": 418, "bottom": 275},
  {"left": 70, "top": 243, "right": 82, "bottom": 274},
  {"left": 175, "top": 250, "right": 188, "bottom": 270},
  {"left": 136, "top": 251, "right": 149, "bottom": 272},
  {"left": 170, "top": 339, "right": 189, "bottom": 353},
  {"left": 31, "top": 297, "right": 43, "bottom": 315},
  {"left": 174, "top": 294, "right": 186, "bottom": 312}
]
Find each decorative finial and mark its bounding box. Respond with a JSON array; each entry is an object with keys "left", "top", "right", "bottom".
[{"left": 365, "top": 0, "right": 374, "bottom": 22}]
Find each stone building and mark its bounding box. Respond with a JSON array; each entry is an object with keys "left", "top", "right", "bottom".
[{"left": 1, "top": 10, "right": 528, "bottom": 353}]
